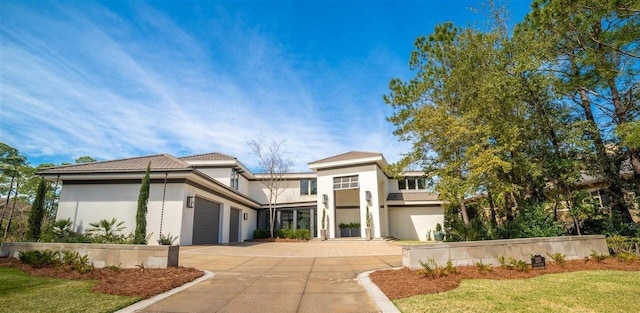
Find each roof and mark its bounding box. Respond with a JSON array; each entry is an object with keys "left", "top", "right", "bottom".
[
  {"left": 180, "top": 152, "right": 236, "bottom": 161},
  {"left": 38, "top": 154, "right": 191, "bottom": 174},
  {"left": 309, "top": 151, "right": 382, "bottom": 165},
  {"left": 387, "top": 192, "right": 439, "bottom": 201}
]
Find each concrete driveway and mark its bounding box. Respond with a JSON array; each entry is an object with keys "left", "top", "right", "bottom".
[{"left": 139, "top": 241, "right": 402, "bottom": 313}]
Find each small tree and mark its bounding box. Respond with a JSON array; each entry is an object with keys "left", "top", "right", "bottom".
[
  {"left": 134, "top": 162, "right": 151, "bottom": 244},
  {"left": 26, "top": 178, "right": 47, "bottom": 241},
  {"left": 248, "top": 138, "right": 293, "bottom": 238}
]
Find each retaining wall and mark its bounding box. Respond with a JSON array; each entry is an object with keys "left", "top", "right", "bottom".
[
  {"left": 403, "top": 235, "right": 608, "bottom": 270},
  {"left": 0, "top": 242, "right": 179, "bottom": 269}
]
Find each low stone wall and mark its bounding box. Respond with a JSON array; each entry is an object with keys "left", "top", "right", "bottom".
[
  {"left": 0, "top": 242, "right": 179, "bottom": 269},
  {"left": 403, "top": 235, "right": 608, "bottom": 270}
]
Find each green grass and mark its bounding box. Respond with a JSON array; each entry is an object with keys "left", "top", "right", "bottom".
[
  {"left": 0, "top": 267, "right": 140, "bottom": 313},
  {"left": 393, "top": 271, "right": 640, "bottom": 313}
]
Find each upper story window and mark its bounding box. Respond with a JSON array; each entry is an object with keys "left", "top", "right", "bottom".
[
  {"left": 398, "top": 177, "right": 427, "bottom": 190},
  {"left": 300, "top": 179, "right": 317, "bottom": 195},
  {"left": 230, "top": 168, "right": 239, "bottom": 190},
  {"left": 590, "top": 190, "right": 611, "bottom": 209},
  {"left": 333, "top": 175, "right": 358, "bottom": 190}
]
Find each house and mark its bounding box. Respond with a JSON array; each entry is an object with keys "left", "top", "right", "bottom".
[{"left": 38, "top": 151, "right": 444, "bottom": 245}]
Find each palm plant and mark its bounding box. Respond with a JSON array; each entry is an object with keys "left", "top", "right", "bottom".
[
  {"left": 51, "top": 218, "right": 73, "bottom": 237},
  {"left": 87, "top": 218, "right": 125, "bottom": 237}
]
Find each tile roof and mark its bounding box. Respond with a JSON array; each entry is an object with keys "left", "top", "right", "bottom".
[
  {"left": 387, "top": 192, "right": 439, "bottom": 201},
  {"left": 309, "top": 151, "right": 382, "bottom": 165},
  {"left": 38, "top": 154, "right": 191, "bottom": 174},
  {"left": 179, "top": 152, "right": 236, "bottom": 161}
]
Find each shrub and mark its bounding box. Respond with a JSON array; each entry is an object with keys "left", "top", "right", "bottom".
[
  {"left": 616, "top": 252, "right": 640, "bottom": 263},
  {"left": 585, "top": 250, "right": 608, "bottom": 263},
  {"left": 475, "top": 260, "right": 492, "bottom": 273},
  {"left": 498, "top": 256, "right": 530, "bottom": 272},
  {"left": 157, "top": 233, "right": 178, "bottom": 245},
  {"left": 349, "top": 222, "right": 361, "bottom": 228},
  {"left": 418, "top": 259, "right": 457, "bottom": 278},
  {"left": 607, "top": 235, "right": 636, "bottom": 255},
  {"left": 19, "top": 250, "right": 61, "bottom": 268},
  {"left": 276, "top": 229, "right": 311, "bottom": 240},
  {"left": 547, "top": 252, "right": 566, "bottom": 267},
  {"left": 253, "top": 229, "right": 269, "bottom": 239}
]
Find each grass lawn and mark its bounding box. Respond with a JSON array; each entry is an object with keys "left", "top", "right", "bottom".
[
  {"left": 0, "top": 267, "right": 140, "bottom": 313},
  {"left": 393, "top": 270, "right": 640, "bottom": 313}
]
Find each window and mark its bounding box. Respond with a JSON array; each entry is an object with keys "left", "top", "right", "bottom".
[
  {"left": 397, "top": 177, "right": 427, "bottom": 190},
  {"left": 333, "top": 175, "right": 359, "bottom": 190},
  {"left": 230, "top": 168, "right": 239, "bottom": 190},
  {"left": 300, "top": 179, "right": 317, "bottom": 195}
]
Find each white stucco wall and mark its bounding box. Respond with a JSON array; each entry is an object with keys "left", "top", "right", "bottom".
[
  {"left": 248, "top": 180, "right": 317, "bottom": 205},
  {"left": 388, "top": 206, "right": 444, "bottom": 241},
  {"left": 56, "top": 183, "right": 185, "bottom": 246}
]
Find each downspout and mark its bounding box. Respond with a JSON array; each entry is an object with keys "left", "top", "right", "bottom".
[{"left": 159, "top": 172, "right": 168, "bottom": 237}]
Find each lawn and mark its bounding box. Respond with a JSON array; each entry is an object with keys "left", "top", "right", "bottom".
[
  {"left": 0, "top": 267, "right": 140, "bottom": 313},
  {"left": 393, "top": 270, "right": 640, "bottom": 313}
]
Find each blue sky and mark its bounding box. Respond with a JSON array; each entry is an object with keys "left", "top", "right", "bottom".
[{"left": 0, "top": 0, "right": 532, "bottom": 171}]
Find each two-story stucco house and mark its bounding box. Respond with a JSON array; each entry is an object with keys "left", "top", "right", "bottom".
[{"left": 38, "top": 151, "right": 444, "bottom": 245}]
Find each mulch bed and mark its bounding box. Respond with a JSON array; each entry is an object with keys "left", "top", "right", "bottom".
[
  {"left": 369, "top": 258, "right": 640, "bottom": 300},
  {"left": 0, "top": 257, "right": 204, "bottom": 299}
]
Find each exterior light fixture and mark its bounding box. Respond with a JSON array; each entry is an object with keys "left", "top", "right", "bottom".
[
  {"left": 322, "top": 194, "right": 328, "bottom": 204},
  {"left": 243, "top": 213, "right": 249, "bottom": 220},
  {"left": 365, "top": 191, "right": 372, "bottom": 202},
  {"left": 186, "top": 196, "right": 195, "bottom": 208}
]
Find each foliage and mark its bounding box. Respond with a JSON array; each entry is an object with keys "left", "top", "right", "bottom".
[
  {"left": 248, "top": 137, "right": 293, "bottom": 239},
  {"left": 74, "top": 156, "right": 96, "bottom": 164},
  {"left": 585, "top": 251, "right": 608, "bottom": 263},
  {"left": 277, "top": 229, "right": 311, "bottom": 240},
  {"left": 606, "top": 235, "right": 639, "bottom": 255},
  {"left": 0, "top": 267, "right": 140, "bottom": 313},
  {"left": 88, "top": 218, "right": 125, "bottom": 237},
  {"left": 497, "top": 202, "right": 566, "bottom": 239},
  {"left": 18, "top": 249, "right": 94, "bottom": 273},
  {"left": 475, "top": 260, "right": 492, "bottom": 273},
  {"left": 435, "top": 223, "right": 442, "bottom": 232},
  {"left": 157, "top": 233, "right": 178, "bottom": 245},
  {"left": 253, "top": 229, "right": 269, "bottom": 239},
  {"left": 418, "top": 259, "right": 457, "bottom": 278},
  {"left": 616, "top": 252, "right": 640, "bottom": 263},
  {"left": 26, "top": 178, "right": 47, "bottom": 241},
  {"left": 321, "top": 208, "right": 326, "bottom": 230},
  {"left": 365, "top": 205, "right": 372, "bottom": 228},
  {"left": 134, "top": 162, "right": 150, "bottom": 244},
  {"left": 498, "top": 256, "right": 530, "bottom": 272},
  {"left": 546, "top": 252, "right": 566, "bottom": 267}
]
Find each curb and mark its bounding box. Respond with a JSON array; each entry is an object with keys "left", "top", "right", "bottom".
[
  {"left": 357, "top": 268, "right": 401, "bottom": 313},
  {"left": 115, "top": 270, "right": 214, "bottom": 313}
]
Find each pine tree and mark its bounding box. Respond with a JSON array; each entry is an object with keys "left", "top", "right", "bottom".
[
  {"left": 26, "top": 178, "right": 46, "bottom": 241},
  {"left": 134, "top": 162, "right": 151, "bottom": 244}
]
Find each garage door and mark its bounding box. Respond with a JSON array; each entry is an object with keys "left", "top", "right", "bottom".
[
  {"left": 229, "top": 208, "right": 240, "bottom": 243},
  {"left": 192, "top": 197, "right": 220, "bottom": 244}
]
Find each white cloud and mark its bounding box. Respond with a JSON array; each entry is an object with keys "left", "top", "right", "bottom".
[{"left": 0, "top": 1, "right": 409, "bottom": 171}]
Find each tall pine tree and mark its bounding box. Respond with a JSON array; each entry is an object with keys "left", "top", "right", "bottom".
[{"left": 134, "top": 162, "right": 151, "bottom": 244}]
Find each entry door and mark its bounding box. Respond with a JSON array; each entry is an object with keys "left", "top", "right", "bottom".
[
  {"left": 229, "top": 208, "right": 240, "bottom": 243},
  {"left": 192, "top": 197, "right": 220, "bottom": 244}
]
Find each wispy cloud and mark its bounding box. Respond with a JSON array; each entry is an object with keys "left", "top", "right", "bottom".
[{"left": 0, "top": 1, "right": 408, "bottom": 171}]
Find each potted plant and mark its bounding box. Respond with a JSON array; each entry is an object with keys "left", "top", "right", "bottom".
[
  {"left": 339, "top": 223, "right": 351, "bottom": 237},
  {"left": 365, "top": 205, "right": 373, "bottom": 240},
  {"left": 320, "top": 208, "right": 327, "bottom": 240},
  {"left": 350, "top": 222, "right": 361, "bottom": 237},
  {"left": 433, "top": 223, "right": 445, "bottom": 241}
]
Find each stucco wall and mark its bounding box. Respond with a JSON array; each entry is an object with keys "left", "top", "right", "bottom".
[
  {"left": 389, "top": 206, "right": 444, "bottom": 241},
  {"left": 248, "top": 180, "right": 317, "bottom": 205},
  {"left": 402, "top": 235, "right": 609, "bottom": 270},
  {"left": 56, "top": 183, "right": 185, "bottom": 246}
]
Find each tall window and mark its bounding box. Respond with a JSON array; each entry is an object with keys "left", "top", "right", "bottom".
[
  {"left": 230, "top": 168, "right": 239, "bottom": 190},
  {"left": 333, "top": 175, "right": 358, "bottom": 190},
  {"left": 300, "top": 179, "right": 317, "bottom": 195},
  {"left": 397, "top": 177, "right": 427, "bottom": 190}
]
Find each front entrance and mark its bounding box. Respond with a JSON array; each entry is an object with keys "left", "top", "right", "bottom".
[
  {"left": 229, "top": 208, "right": 240, "bottom": 243},
  {"left": 258, "top": 207, "right": 316, "bottom": 237}
]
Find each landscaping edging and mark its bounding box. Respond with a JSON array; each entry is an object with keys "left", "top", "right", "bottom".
[
  {"left": 0, "top": 242, "right": 179, "bottom": 269},
  {"left": 402, "top": 235, "right": 608, "bottom": 270}
]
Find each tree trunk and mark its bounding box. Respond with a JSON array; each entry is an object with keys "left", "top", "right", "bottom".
[
  {"left": 0, "top": 175, "right": 16, "bottom": 232},
  {"left": 460, "top": 200, "right": 470, "bottom": 226},
  {"left": 2, "top": 181, "right": 21, "bottom": 241}
]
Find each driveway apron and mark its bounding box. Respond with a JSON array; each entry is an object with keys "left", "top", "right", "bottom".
[{"left": 139, "top": 241, "right": 402, "bottom": 313}]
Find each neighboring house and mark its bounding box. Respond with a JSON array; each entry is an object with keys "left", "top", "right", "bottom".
[{"left": 38, "top": 151, "right": 444, "bottom": 245}]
